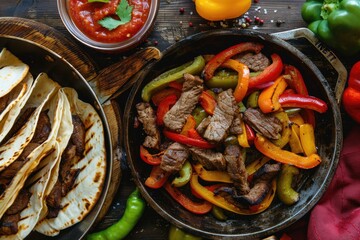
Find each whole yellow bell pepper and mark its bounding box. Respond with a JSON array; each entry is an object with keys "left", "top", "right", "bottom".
[{"left": 194, "top": 0, "right": 252, "bottom": 21}]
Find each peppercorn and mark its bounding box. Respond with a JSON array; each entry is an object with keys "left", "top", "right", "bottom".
[
  {"left": 189, "top": 22, "right": 193, "bottom": 27},
  {"left": 276, "top": 20, "right": 283, "bottom": 27},
  {"left": 254, "top": 16, "right": 260, "bottom": 23},
  {"left": 179, "top": 7, "right": 185, "bottom": 14},
  {"left": 259, "top": 19, "right": 264, "bottom": 25}
]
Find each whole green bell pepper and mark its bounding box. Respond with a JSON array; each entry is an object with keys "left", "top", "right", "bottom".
[{"left": 301, "top": 0, "right": 360, "bottom": 56}]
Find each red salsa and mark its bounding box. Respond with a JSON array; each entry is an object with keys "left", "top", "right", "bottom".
[{"left": 69, "top": 0, "right": 151, "bottom": 43}]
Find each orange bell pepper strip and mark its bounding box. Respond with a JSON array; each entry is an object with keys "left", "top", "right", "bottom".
[
  {"left": 258, "top": 76, "right": 288, "bottom": 113},
  {"left": 202, "top": 42, "right": 264, "bottom": 81},
  {"left": 140, "top": 145, "right": 163, "bottom": 165},
  {"left": 180, "top": 115, "right": 197, "bottom": 136},
  {"left": 190, "top": 172, "right": 276, "bottom": 215},
  {"left": 299, "top": 123, "right": 317, "bottom": 156},
  {"left": 164, "top": 181, "right": 213, "bottom": 215},
  {"left": 248, "top": 53, "right": 284, "bottom": 88},
  {"left": 221, "top": 59, "right": 250, "bottom": 102},
  {"left": 145, "top": 165, "right": 170, "bottom": 189},
  {"left": 199, "top": 91, "right": 216, "bottom": 115},
  {"left": 245, "top": 156, "right": 271, "bottom": 176},
  {"left": 192, "top": 163, "right": 233, "bottom": 183},
  {"left": 254, "top": 134, "right": 321, "bottom": 169}
]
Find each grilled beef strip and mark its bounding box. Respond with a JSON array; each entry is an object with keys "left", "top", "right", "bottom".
[
  {"left": 163, "top": 73, "right": 203, "bottom": 133},
  {"left": 236, "top": 52, "right": 270, "bottom": 72},
  {"left": 203, "top": 89, "right": 236, "bottom": 142},
  {"left": 224, "top": 145, "right": 250, "bottom": 195},
  {"left": 31, "top": 111, "right": 51, "bottom": 144},
  {"left": 136, "top": 102, "right": 161, "bottom": 149},
  {"left": 0, "top": 84, "right": 24, "bottom": 115},
  {"left": 46, "top": 114, "right": 85, "bottom": 219},
  {"left": 160, "top": 142, "right": 189, "bottom": 174},
  {"left": 215, "top": 163, "right": 281, "bottom": 206},
  {"left": 229, "top": 109, "right": 243, "bottom": 135},
  {"left": 243, "top": 108, "right": 282, "bottom": 140},
  {"left": 0, "top": 189, "right": 31, "bottom": 235},
  {"left": 196, "top": 116, "right": 211, "bottom": 135},
  {"left": 189, "top": 147, "right": 226, "bottom": 171}
]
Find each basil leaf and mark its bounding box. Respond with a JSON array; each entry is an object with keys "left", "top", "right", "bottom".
[{"left": 98, "top": 0, "right": 133, "bottom": 31}]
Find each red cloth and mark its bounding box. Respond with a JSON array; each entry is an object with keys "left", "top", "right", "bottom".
[{"left": 288, "top": 125, "right": 360, "bottom": 240}]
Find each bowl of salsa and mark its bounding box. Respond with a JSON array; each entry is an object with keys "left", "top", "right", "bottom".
[{"left": 57, "top": 0, "right": 159, "bottom": 52}]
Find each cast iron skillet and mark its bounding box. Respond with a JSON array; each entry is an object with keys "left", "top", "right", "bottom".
[
  {"left": 124, "top": 29, "right": 343, "bottom": 239},
  {"left": 0, "top": 35, "right": 113, "bottom": 240}
]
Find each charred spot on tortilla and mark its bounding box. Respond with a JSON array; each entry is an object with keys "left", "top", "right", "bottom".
[{"left": 94, "top": 172, "right": 101, "bottom": 183}]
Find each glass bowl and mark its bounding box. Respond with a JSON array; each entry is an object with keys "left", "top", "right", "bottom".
[{"left": 57, "top": 0, "right": 159, "bottom": 53}]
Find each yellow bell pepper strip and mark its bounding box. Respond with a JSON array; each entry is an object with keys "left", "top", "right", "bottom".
[
  {"left": 199, "top": 91, "right": 216, "bottom": 115},
  {"left": 245, "top": 156, "right": 271, "bottom": 176},
  {"left": 193, "top": 163, "right": 233, "bottom": 183},
  {"left": 248, "top": 54, "right": 284, "bottom": 88},
  {"left": 180, "top": 115, "right": 197, "bottom": 136},
  {"left": 279, "top": 92, "right": 328, "bottom": 113},
  {"left": 190, "top": 172, "right": 276, "bottom": 215},
  {"left": 272, "top": 111, "right": 292, "bottom": 148},
  {"left": 238, "top": 121, "right": 250, "bottom": 148},
  {"left": 221, "top": 59, "right": 250, "bottom": 102},
  {"left": 289, "top": 113, "right": 305, "bottom": 133},
  {"left": 145, "top": 165, "right": 170, "bottom": 189},
  {"left": 194, "top": 0, "right": 252, "bottom": 21},
  {"left": 139, "top": 145, "right": 163, "bottom": 165},
  {"left": 202, "top": 42, "right": 264, "bottom": 81},
  {"left": 169, "top": 225, "right": 202, "bottom": 240},
  {"left": 258, "top": 76, "right": 288, "bottom": 113},
  {"left": 163, "top": 129, "right": 215, "bottom": 149},
  {"left": 164, "top": 181, "right": 213, "bottom": 215},
  {"left": 277, "top": 164, "right": 300, "bottom": 205},
  {"left": 142, "top": 55, "right": 205, "bottom": 102},
  {"left": 289, "top": 125, "right": 304, "bottom": 154},
  {"left": 299, "top": 123, "right": 317, "bottom": 156},
  {"left": 172, "top": 161, "right": 192, "bottom": 187},
  {"left": 254, "top": 134, "right": 321, "bottom": 169}
]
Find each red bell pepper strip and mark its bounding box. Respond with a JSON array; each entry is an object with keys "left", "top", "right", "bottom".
[
  {"left": 254, "top": 134, "right": 321, "bottom": 169},
  {"left": 187, "top": 129, "right": 205, "bottom": 141},
  {"left": 151, "top": 88, "right": 181, "bottom": 106},
  {"left": 202, "top": 42, "right": 264, "bottom": 80},
  {"left": 248, "top": 54, "right": 284, "bottom": 88},
  {"left": 278, "top": 92, "right": 328, "bottom": 113},
  {"left": 168, "top": 81, "right": 183, "bottom": 91},
  {"left": 221, "top": 59, "right": 250, "bottom": 102},
  {"left": 140, "top": 145, "right": 163, "bottom": 165},
  {"left": 199, "top": 91, "right": 216, "bottom": 115},
  {"left": 145, "top": 165, "right": 170, "bottom": 189},
  {"left": 284, "top": 65, "right": 309, "bottom": 95},
  {"left": 163, "top": 130, "right": 215, "bottom": 149},
  {"left": 164, "top": 181, "right": 213, "bottom": 215},
  {"left": 156, "top": 94, "right": 178, "bottom": 125},
  {"left": 245, "top": 123, "right": 255, "bottom": 145},
  {"left": 284, "top": 65, "right": 316, "bottom": 127},
  {"left": 342, "top": 61, "right": 360, "bottom": 123}
]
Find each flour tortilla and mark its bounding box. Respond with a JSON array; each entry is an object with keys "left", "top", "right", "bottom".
[
  {"left": 0, "top": 86, "right": 63, "bottom": 221},
  {"left": 0, "top": 72, "right": 34, "bottom": 143},
  {"left": 0, "top": 48, "right": 30, "bottom": 98},
  {"left": 0, "top": 73, "right": 60, "bottom": 172},
  {"left": 35, "top": 87, "right": 106, "bottom": 236},
  {"left": 0, "top": 90, "right": 73, "bottom": 240}
]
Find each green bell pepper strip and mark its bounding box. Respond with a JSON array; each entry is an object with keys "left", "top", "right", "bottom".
[
  {"left": 301, "top": 0, "right": 360, "bottom": 56},
  {"left": 141, "top": 56, "right": 205, "bottom": 102},
  {"left": 192, "top": 106, "right": 208, "bottom": 127},
  {"left": 277, "top": 164, "right": 300, "bottom": 205},
  {"left": 172, "top": 160, "right": 192, "bottom": 187},
  {"left": 86, "top": 188, "right": 145, "bottom": 240},
  {"left": 211, "top": 205, "right": 228, "bottom": 221},
  {"left": 168, "top": 225, "right": 202, "bottom": 240},
  {"left": 246, "top": 90, "right": 260, "bottom": 108}
]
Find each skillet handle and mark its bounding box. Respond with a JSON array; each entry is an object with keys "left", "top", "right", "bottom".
[{"left": 271, "top": 28, "right": 347, "bottom": 105}]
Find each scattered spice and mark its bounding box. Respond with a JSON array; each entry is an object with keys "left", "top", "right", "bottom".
[
  {"left": 179, "top": 7, "right": 185, "bottom": 14},
  {"left": 153, "top": 40, "right": 158, "bottom": 46},
  {"left": 276, "top": 20, "right": 283, "bottom": 27},
  {"left": 189, "top": 22, "right": 193, "bottom": 27}
]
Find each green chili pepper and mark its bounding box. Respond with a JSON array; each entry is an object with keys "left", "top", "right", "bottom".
[
  {"left": 192, "top": 106, "right": 208, "bottom": 127},
  {"left": 86, "top": 188, "right": 145, "bottom": 240},
  {"left": 246, "top": 90, "right": 260, "bottom": 108},
  {"left": 172, "top": 160, "right": 192, "bottom": 187},
  {"left": 211, "top": 205, "right": 228, "bottom": 221},
  {"left": 277, "top": 164, "right": 300, "bottom": 205},
  {"left": 141, "top": 56, "right": 205, "bottom": 102},
  {"left": 168, "top": 225, "right": 202, "bottom": 240}
]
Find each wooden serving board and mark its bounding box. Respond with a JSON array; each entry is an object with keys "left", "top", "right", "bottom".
[{"left": 0, "top": 17, "right": 161, "bottom": 223}]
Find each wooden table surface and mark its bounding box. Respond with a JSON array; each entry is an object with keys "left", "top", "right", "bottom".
[{"left": 0, "top": 0, "right": 359, "bottom": 239}]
